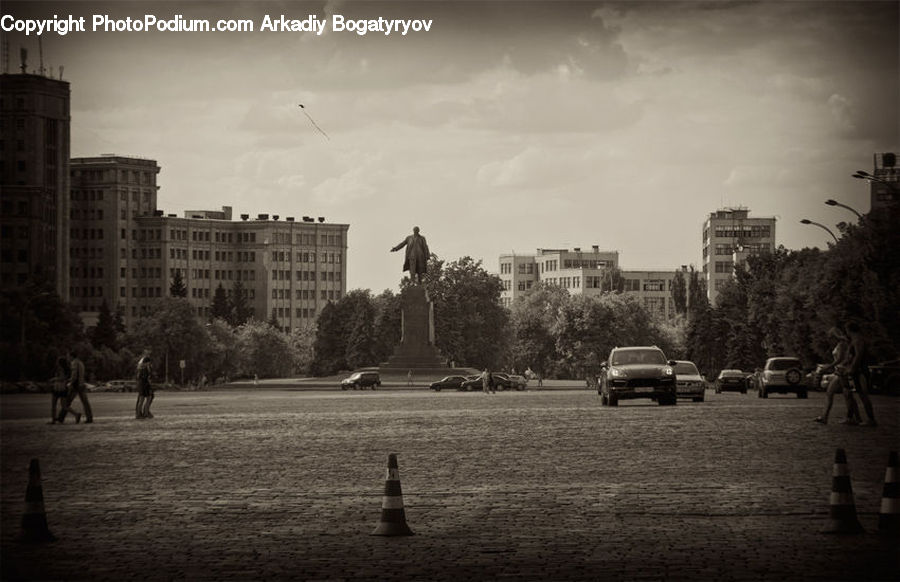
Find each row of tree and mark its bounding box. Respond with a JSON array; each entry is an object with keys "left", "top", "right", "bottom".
[{"left": 3, "top": 203, "right": 896, "bottom": 384}]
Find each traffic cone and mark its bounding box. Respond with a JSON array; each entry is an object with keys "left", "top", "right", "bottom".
[
  {"left": 878, "top": 451, "right": 900, "bottom": 536},
  {"left": 20, "top": 458, "right": 56, "bottom": 543},
  {"left": 825, "top": 448, "right": 864, "bottom": 534},
  {"left": 371, "top": 453, "right": 414, "bottom": 536}
]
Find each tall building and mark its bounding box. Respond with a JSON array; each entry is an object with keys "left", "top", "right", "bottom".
[
  {"left": 498, "top": 247, "right": 682, "bottom": 320},
  {"left": 702, "top": 207, "right": 776, "bottom": 306},
  {"left": 70, "top": 155, "right": 349, "bottom": 330},
  {"left": 0, "top": 72, "right": 70, "bottom": 297},
  {"left": 865, "top": 152, "right": 899, "bottom": 210}
]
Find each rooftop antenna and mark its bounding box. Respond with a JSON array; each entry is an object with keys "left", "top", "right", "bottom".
[
  {"left": 59, "top": 65, "right": 64, "bottom": 80},
  {"left": 19, "top": 47, "right": 27, "bottom": 74},
  {"left": 38, "top": 37, "right": 44, "bottom": 76}
]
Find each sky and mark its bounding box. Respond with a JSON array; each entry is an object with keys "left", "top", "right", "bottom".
[{"left": 3, "top": 0, "right": 898, "bottom": 293}]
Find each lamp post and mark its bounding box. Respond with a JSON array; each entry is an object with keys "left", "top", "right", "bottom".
[
  {"left": 824, "top": 199, "right": 863, "bottom": 220},
  {"left": 853, "top": 170, "right": 900, "bottom": 193},
  {"left": 800, "top": 219, "right": 838, "bottom": 244}
]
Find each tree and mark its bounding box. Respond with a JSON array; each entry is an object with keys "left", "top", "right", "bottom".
[
  {"left": 236, "top": 319, "right": 295, "bottom": 378},
  {"left": 342, "top": 290, "right": 378, "bottom": 370},
  {"left": 211, "top": 283, "right": 230, "bottom": 321},
  {"left": 123, "top": 297, "right": 207, "bottom": 384},
  {"left": 311, "top": 302, "right": 346, "bottom": 375},
  {"left": 687, "top": 265, "right": 708, "bottom": 317},
  {"left": 229, "top": 280, "right": 252, "bottom": 326},
  {"left": 508, "top": 283, "right": 569, "bottom": 377},
  {"left": 602, "top": 266, "right": 625, "bottom": 293},
  {"left": 372, "top": 289, "right": 401, "bottom": 363},
  {"left": 169, "top": 269, "right": 187, "bottom": 297},
  {"left": 409, "top": 255, "right": 509, "bottom": 368},
  {"left": 671, "top": 268, "right": 687, "bottom": 315},
  {"left": 91, "top": 300, "right": 118, "bottom": 351}
]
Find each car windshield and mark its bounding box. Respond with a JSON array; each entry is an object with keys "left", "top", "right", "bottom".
[
  {"left": 611, "top": 349, "right": 666, "bottom": 366},
  {"left": 720, "top": 370, "right": 743, "bottom": 377},
  {"left": 769, "top": 359, "right": 801, "bottom": 371},
  {"left": 674, "top": 362, "right": 699, "bottom": 375}
]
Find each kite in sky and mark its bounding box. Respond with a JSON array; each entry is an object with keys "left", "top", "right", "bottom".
[{"left": 298, "top": 104, "right": 330, "bottom": 140}]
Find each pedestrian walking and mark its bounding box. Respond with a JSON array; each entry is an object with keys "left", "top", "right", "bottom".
[
  {"left": 50, "top": 356, "right": 80, "bottom": 424},
  {"left": 407, "top": 370, "right": 414, "bottom": 387},
  {"left": 482, "top": 368, "right": 496, "bottom": 394},
  {"left": 845, "top": 322, "right": 877, "bottom": 426},
  {"left": 57, "top": 352, "right": 92, "bottom": 424},
  {"left": 135, "top": 355, "right": 154, "bottom": 419},
  {"left": 814, "top": 327, "right": 861, "bottom": 424}
]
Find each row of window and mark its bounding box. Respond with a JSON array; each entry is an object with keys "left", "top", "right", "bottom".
[
  {"left": 71, "top": 208, "right": 104, "bottom": 220},
  {"left": 71, "top": 228, "right": 104, "bottom": 240},
  {"left": 271, "top": 270, "right": 340, "bottom": 282},
  {"left": 72, "top": 168, "right": 155, "bottom": 185},
  {"left": 70, "top": 286, "right": 104, "bottom": 298},
  {"left": 121, "top": 267, "right": 163, "bottom": 279},
  {"left": 71, "top": 266, "right": 104, "bottom": 278},
  {"left": 0, "top": 249, "right": 28, "bottom": 262},
  {"left": 271, "top": 251, "right": 342, "bottom": 264},
  {"left": 71, "top": 189, "right": 105, "bottom": 202}
]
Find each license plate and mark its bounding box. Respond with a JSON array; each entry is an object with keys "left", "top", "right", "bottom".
[{"left": 635, "top": 387, "right": 653, "bottom": 393}]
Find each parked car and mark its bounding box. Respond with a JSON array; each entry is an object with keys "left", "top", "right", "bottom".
[
  {"left": 870, "top": 359, "right": 900, "bottom": 395},
  {"left": 429, "top": 375, "right": 469, "bottom": 391},
  {"left": 674, "top": 360, "right": 705, "bottom": 402},
  {"left": 459, "top": 375, "right": 485, "bottom": 391},
  {"left": 495, "top": 373, "right": 527, "bottom": 391},
  {"left": 715, "top": 369, "right": 748, "bottom": 394},
  {"left": 759, "top": 357, "right": 806, "bottom": 398},
  {"left": 94, "top": 379, "right": 135, "bottom": 392},
  {"left": 340, "top": 371, "right": 381, "bottom": 390},
  {"left": 598, "top": 346, "right": 677, "bottom": 406}
]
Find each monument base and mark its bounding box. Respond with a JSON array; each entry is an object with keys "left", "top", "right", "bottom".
[{"left": 380, "top": 285, "right": 447, "bottom": 371}]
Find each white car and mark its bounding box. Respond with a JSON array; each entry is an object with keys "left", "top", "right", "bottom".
[{"left": 674, "top": 360, "right": 705, "bottom": 402}]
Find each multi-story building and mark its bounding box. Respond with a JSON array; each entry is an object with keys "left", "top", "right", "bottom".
[
  {"left": 0, "top": 72, "right": 70, "bottom": 297},
  {"left": 864, "top": 152, "right": 899, "bottom": 210},
  {"left": 702, "top": 207, "right": 776, "bottom": 306},
  {"left": 498, "top": 247, "right": 682, "bottom": 320},
  {"left": 70, "top": 155, "right": 349, "bottom": 331}
]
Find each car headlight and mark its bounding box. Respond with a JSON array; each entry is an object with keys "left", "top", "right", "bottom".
[
  {"left": 610, "top": 367, "right": 626, "bottom": 378},
  {"left": 663, "top": 366, "right": 674, "bottom": 376}
]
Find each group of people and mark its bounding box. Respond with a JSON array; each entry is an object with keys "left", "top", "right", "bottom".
[
  {"left": 814, "top": 322, "right": 877, "bottom": 426},
  {"left": 49, "top": 350, "right": 156, "bottom": 424}
]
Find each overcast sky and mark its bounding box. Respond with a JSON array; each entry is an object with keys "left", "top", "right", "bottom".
[{"left": 5, "top": 1, "right": 898, "bottom": 293}]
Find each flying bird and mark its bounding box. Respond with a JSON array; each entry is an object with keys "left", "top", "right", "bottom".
[{"left": 299, "top": 104, "right": 330, "bottom": 140}]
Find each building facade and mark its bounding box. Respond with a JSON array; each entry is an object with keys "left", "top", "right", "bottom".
[
  {"left": 70, "top": 155, "right": 348, "bottom": 331},
  {"left": 0, "top": 73, "right": 70, "bottom": 297},
  {"left": 702, "top": 207, "right": 776, "bottom": 306},
  {"left": 498, "top": 247, "right": 682, "bottom": 320},
  {"left": 866, "top": 152, "right": 899, "bottom": 210}
]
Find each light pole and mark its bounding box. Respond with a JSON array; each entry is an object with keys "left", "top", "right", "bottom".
[
  {"left": 852, "top": 170, "right": 900, "bottom": 193},
  {"left": 800, "top": 219, "right": 838, "bottom": 244},
  {"left": 824, "top": 199, "right": 863, "bottom": 220}
]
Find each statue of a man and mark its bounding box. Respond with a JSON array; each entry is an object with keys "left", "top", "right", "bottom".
[{"left": 391, "top": 226, "right": 430, "bottom": 284}]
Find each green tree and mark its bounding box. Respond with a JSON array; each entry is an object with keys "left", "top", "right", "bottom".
[
  {"left": 343, "top": 290, "right": 378, "bottom": 370},
  {"left": 211, "top": 283, "right": 230, "bottom": 321},
  {"left": 123, "top": 297, "right": 208, "bottom": 384},
  {"left": 671, "top": 268, "right": 687, "bottom": 315},
  {"left": 311, "top": 302, "right": 346, "bottom": 375},
  {"left": 410, "top": 255, "right": 509, "bottom": 368},
  {"left": 508, "top": 282, "right": 569, "bottom": 377},
  {"left": 372, "top": 289, "right": 401, "bottom": 363},
  {"left": 169, "top": 269, "right": 187, "bottom": 297},
  {"left": 91, "top": 300, "right": 118, "bottom": 351},
  {"left": 289, "top": 322, "right": 317, "bottom": 375},
  {"left": 236, "top": 319, "right": 295, "bottom": 378},
  {"left": 229, "top": 280, "right": 252, "bottom": 326}
]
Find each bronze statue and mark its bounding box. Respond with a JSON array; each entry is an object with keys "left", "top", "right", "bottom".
[{"left": 391, "top": 226, "right": 429, "bottom": 284}]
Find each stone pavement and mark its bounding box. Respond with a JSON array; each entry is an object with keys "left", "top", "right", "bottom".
[{"left": 1, "top": 389, "right": 898, "bottom": 580}]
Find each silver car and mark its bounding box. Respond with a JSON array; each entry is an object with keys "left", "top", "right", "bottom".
[{"left": 674, "top": 360, "right": 705, "bottom": 402}]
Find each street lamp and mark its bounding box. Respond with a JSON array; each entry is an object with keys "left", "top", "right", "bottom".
[
  {"left": 824, "top": 199, "right": 863, "bottom": 220},
  {"left": 852, "top": 170, "right": 900, "bottom": 193},
  {"left": 800, "top": 219, "right": 839, "bottom": 244}
]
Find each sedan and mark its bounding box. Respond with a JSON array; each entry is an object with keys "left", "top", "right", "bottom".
[
  {"left": 429, "top": 375, "right": 469, "bottom": 392},
  {"left": 715, "top": 369, "right": 748, "bottom": 394},
  {"left": 674, "top": 360, "right": 705, "bottom": 402}
]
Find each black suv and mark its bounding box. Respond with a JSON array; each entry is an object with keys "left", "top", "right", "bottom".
[
  {"left": 599, "top": 346, "right": 677, "bottom": 406},
  {"left": 340, "top": 371, "right": 381, "bottom": 390}
]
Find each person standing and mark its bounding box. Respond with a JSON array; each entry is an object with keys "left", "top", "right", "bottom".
[
  {"left": 845, "top": 322, "right": 876, "bottom": 426},
  {"left": 58, "top": 353, "right": 92, "bottom": 424},
  {"left": 814, "top": 327, "right": 861, "bottom": 424},
  {"left": 482, "top": 368, "right": 495, "bottom": 395},
  {"left": 50, "top": 356, "right": 80, "bottom": 424},
  {"left": 136, "top": 355, "right": 154, "bottom": 419},
  {"left": 407, "top": 370, "right": 413, "bottom": 387}
]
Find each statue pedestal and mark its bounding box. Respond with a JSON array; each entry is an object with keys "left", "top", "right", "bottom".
[{"left": 380, "top": 286, "right": 446, "bottom": 371}]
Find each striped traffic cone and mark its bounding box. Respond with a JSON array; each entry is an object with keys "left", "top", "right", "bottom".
[
  {"left": 878, "top": 451, "right": 899, "bottom": 536},
  {"left": 825, "top": 448, "right": 864, "bottom": 534},
  {"left": 20, "top": 459, "right": 56, "bottom": 543},
  {"left": 372, "top": 453, "right": 414, "bottom": 536}
]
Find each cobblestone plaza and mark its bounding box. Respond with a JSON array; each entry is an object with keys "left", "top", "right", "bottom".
[{"left": 2, "top": 388, "right": 898, "bottom": 580}]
